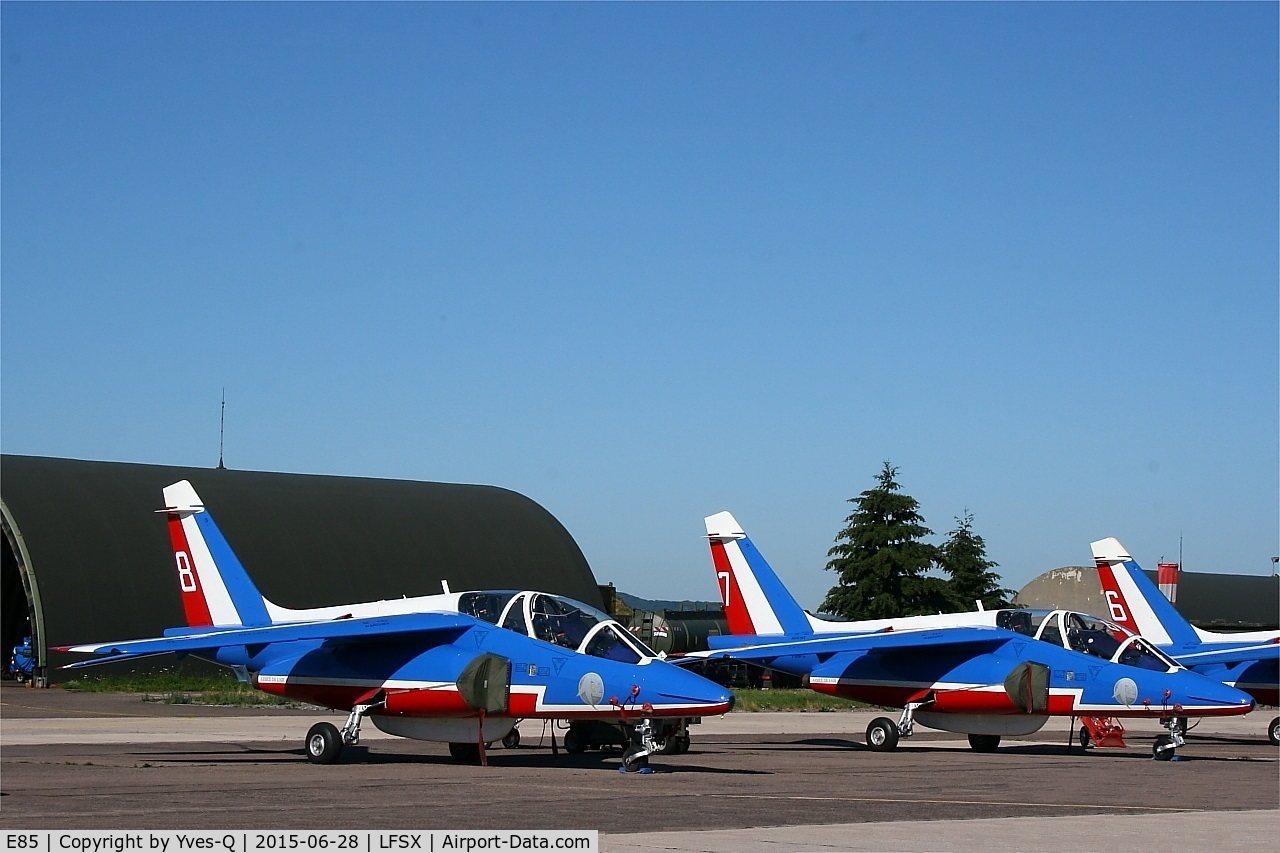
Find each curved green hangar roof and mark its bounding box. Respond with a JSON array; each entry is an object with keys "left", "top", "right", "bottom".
[{"left": 1, "top": 455, "right": 601, "bottom": 683}]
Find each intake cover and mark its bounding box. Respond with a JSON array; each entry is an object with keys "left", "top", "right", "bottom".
[
  {"left": 456, "top": 652, "right": 511, "bottom": 714},
  {"left": 1003, "top": 661, "right": 1050, "bottom": 713}
]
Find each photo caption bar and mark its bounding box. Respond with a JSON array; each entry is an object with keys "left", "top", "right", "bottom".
[{"left": 3, "top": 832, "right": 598, "bottom": 853}]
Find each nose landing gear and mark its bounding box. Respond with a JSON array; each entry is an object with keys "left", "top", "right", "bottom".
[{"left": 1152, "top": 715, "right": 1186, "bottom": 761}]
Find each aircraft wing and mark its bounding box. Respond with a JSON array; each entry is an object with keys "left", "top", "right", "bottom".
[
  {"left": 55, "top": 611, "right": 479, "bottom": 667},
  {"left": 676, "top": 625, "right": 1014, "bottom": 664},
  {"left": 1174, "top": 642, "right": 1280, "bottom": 667}
]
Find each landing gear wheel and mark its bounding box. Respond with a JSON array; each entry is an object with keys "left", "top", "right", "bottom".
[
  {"left": 563, "top": 729, "right": 586, "bottom": 754},
  {"left": 1078, "top": 727, "right": 1091, "bottom": 750},
  {"left": 448, "top": 742, "right": 482, "bottom": 764},
  {"left": 1268, "top": 717, "right": 1279, "bottom": 747},
  {"left": 501, "top": 729, "right": 520, "bottom": 749},
  {"left": 656, "top": 731, "right": 690, "bottom": 755},
  {"left": 1152, "top": 734, "right": 1175, "bottom": 760},
  {"left": 967, "top": 734, "right": 1000, "bottom": 752},
  {"left": 866, "top": 717, "right": 900, "bottom": 751},
  {"left": 621, "top": 745, "right": 649, "bottom": 772},
  {"left": 305, "top": 722, "right": 342, "bottom": 764}
]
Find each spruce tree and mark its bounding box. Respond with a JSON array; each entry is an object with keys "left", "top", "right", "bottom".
[
  {"left": 820, "top": 462, "right": 951, "bottom": 619},
  {"left": 937, "top": 511, "right": 1014, "bottom": 610}
]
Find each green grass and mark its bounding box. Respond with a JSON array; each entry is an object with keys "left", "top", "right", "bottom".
[
  {"left": 62, "top": 671, "right": 243, "bottom": 693},
  {"left": 61, "top": 671, "right": 307, "bottom": 708},
  {"left": 729, "top": 688, "right": 868, "bottom": 712}
]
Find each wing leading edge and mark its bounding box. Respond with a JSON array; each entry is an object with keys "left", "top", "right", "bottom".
[
  {"left": 678, "top": 625, "right": 1017, "bottom": 664},
  {"left": 55, "top": 610, "right": 479, "bottom": 668}
]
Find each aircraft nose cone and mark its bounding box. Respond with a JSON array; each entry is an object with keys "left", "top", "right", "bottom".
[
  {"left": 1182, "top": 672, "right": 1255, "bottom": 714},
  {"left": 655, "top": 666, "right": 734, "bottom": 713}
]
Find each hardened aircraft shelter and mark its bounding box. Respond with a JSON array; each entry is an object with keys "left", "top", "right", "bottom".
[{"left": 1, "top": 455, "right": 601, "bottom": 685}]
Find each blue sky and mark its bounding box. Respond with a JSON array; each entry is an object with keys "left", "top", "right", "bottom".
[{"left": 4, "top": 3, "right": 1276, "bottom": 610}]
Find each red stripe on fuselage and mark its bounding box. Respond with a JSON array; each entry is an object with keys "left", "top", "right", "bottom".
[
  {"left": 255, "top": 679, "right": 731, "bottom": 718},
  {"left": 167, "top": 513, "right": 213, "bottom": 628},
  {"left": 710, "top": 540, "right": 756, "bottom": 635},
  {"left": 809, "top": 680, "right": 1245, "bottom": 718},
  {"left": 1238, "top": 686, "right": 1278, "bottom": 707}
]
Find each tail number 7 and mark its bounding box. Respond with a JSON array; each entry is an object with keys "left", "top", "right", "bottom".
[{"left": 716, "top": 571, "right": 732, "bottom": 607}]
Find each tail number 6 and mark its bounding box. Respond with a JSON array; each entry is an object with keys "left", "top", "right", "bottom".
[{"left": 1105, "top": 590, "right": 1128, "bottom": 623}]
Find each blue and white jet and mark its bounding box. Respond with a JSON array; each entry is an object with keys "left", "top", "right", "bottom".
[
  {"left": 682, "top": 512, "right": 1253, "bottom": 759},
  {"left": 57, "top": 481, "right": 734, "bottom": 771},
  {"left": 1092, "top": 537, "right": 1279, "bottom": 745}
]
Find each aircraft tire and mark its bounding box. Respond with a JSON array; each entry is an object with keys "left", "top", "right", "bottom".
[
  {"left": 305, "top": 722, "right": 342, "bottom": 765},
  {"left": 1268, "top": 716, "right": 1279, "bottom": 746},
  {"left": 1152, "top": 734, "right": 1175, "bottom": 760},
  {"left": 621, "top": 745, "right": 649, "bottom": 772},
  {"left": 656, "top": 732, "right": 691, "bottom": 755},
  {"left": 967, "top": 734, "right": 1000, "bottom": 752},
  {"left": 1078, "top": 727, "right": 1091, "bottom": 750},
  {"left": 448, "top": 742, "right": 482, "bottom": 764},
  {"left": 501, "top": 729, "right": 521, "bottom": 749},
  {"left": 865, "top": 717, "right": 899, "bottom": 751},
  {"left": 563, "top": 730, "right": 587, "bottom": 754}
]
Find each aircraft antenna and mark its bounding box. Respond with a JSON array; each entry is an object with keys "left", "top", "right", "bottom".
[{"left": 217, "top": 388, "right": 227, "bottom": 470}]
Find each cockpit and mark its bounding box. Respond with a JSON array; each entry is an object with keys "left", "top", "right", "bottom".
[
  {"left": 458, "top": 591, "right": 660, "bottom": 665},
  {"left": 996, "top": 609, "right": 1179, "bottom": 672}
]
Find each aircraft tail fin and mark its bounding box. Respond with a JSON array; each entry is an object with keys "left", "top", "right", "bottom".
[
  {"left": 162, "top": 480, "right": 272, "bottom": 628},
  {"left": 1091, "top": 537, "right": 1199, "bottom": 648},
  {"left": 704, "top": 512, "right": 811, "bottom": 636}
]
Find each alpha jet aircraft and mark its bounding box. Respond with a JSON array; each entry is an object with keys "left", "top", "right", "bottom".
[
  {"left": 1092, "top": 536, "right": 1279, "bottom": 745},
  {"left": 57, "top": 481, "right": 733, "bottom": 771},
  {"left": 682, "top": 511, "right": 1252, "bottom": 759}
]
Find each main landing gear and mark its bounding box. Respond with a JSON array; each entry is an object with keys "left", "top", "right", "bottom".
[
  {"left": 865, "top": 704, "right": 1002, "bottom": 753},
  {"left": 559, "top": 719, "right": 690, "bottom": 770},
  {"left": 866, "top": 702, "right": 923, "bottom": 752},
  {"left": 305, "top": 701, "right": 382, "bottom": 765}
]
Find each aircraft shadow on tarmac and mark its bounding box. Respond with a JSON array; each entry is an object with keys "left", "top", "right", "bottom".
[
  {"left": 720, "top": 736, "right": 1273, "bottom": 764},
  {"left": 118, "top": 744, "right": 769, "bottom": 774}
]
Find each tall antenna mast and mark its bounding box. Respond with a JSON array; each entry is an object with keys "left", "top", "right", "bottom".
[{"left": 217, "top": 388, "right": 227, "bottom": 470}]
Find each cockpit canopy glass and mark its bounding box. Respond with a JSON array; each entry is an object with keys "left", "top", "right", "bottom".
[
  {"left": 996, "top": 608, "right": 1178, "bottom": 672},
  {"left": 465, "top": 590, "right": 659, "bottom": 664},
  {"left": 458, "top": 591, "right": 518, "bottom": 626}
]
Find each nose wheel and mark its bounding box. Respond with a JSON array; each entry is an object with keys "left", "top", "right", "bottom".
[
  {"left": 619, "top": 718, "right": 658, "bottom": 773},
  {"left": 1152, "top": 716, "right": 1187, "bottom": 761}
]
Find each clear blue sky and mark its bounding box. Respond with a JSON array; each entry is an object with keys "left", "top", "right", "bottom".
[{"left": 4, "top": 3, "right": 1276, "bottom": 611}]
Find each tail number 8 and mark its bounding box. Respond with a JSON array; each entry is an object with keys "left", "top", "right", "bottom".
[{"left": 175, "top": 551, "right": 198, "bottom": 592}]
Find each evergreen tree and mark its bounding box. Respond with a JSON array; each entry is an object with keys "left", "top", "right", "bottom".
[
  {"left": 937, "top": 510, "right": 1014, "bottom": 610},
  {"left": 820, "top": 462, "right": 952, "bottom": 619}
]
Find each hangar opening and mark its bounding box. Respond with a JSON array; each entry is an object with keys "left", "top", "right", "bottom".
[
  {"left": 1, "top": 455, "right": 602, "bottom": 685},
  {"left": 2, "top": 515, "right": 38, "bottom": 683}
]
